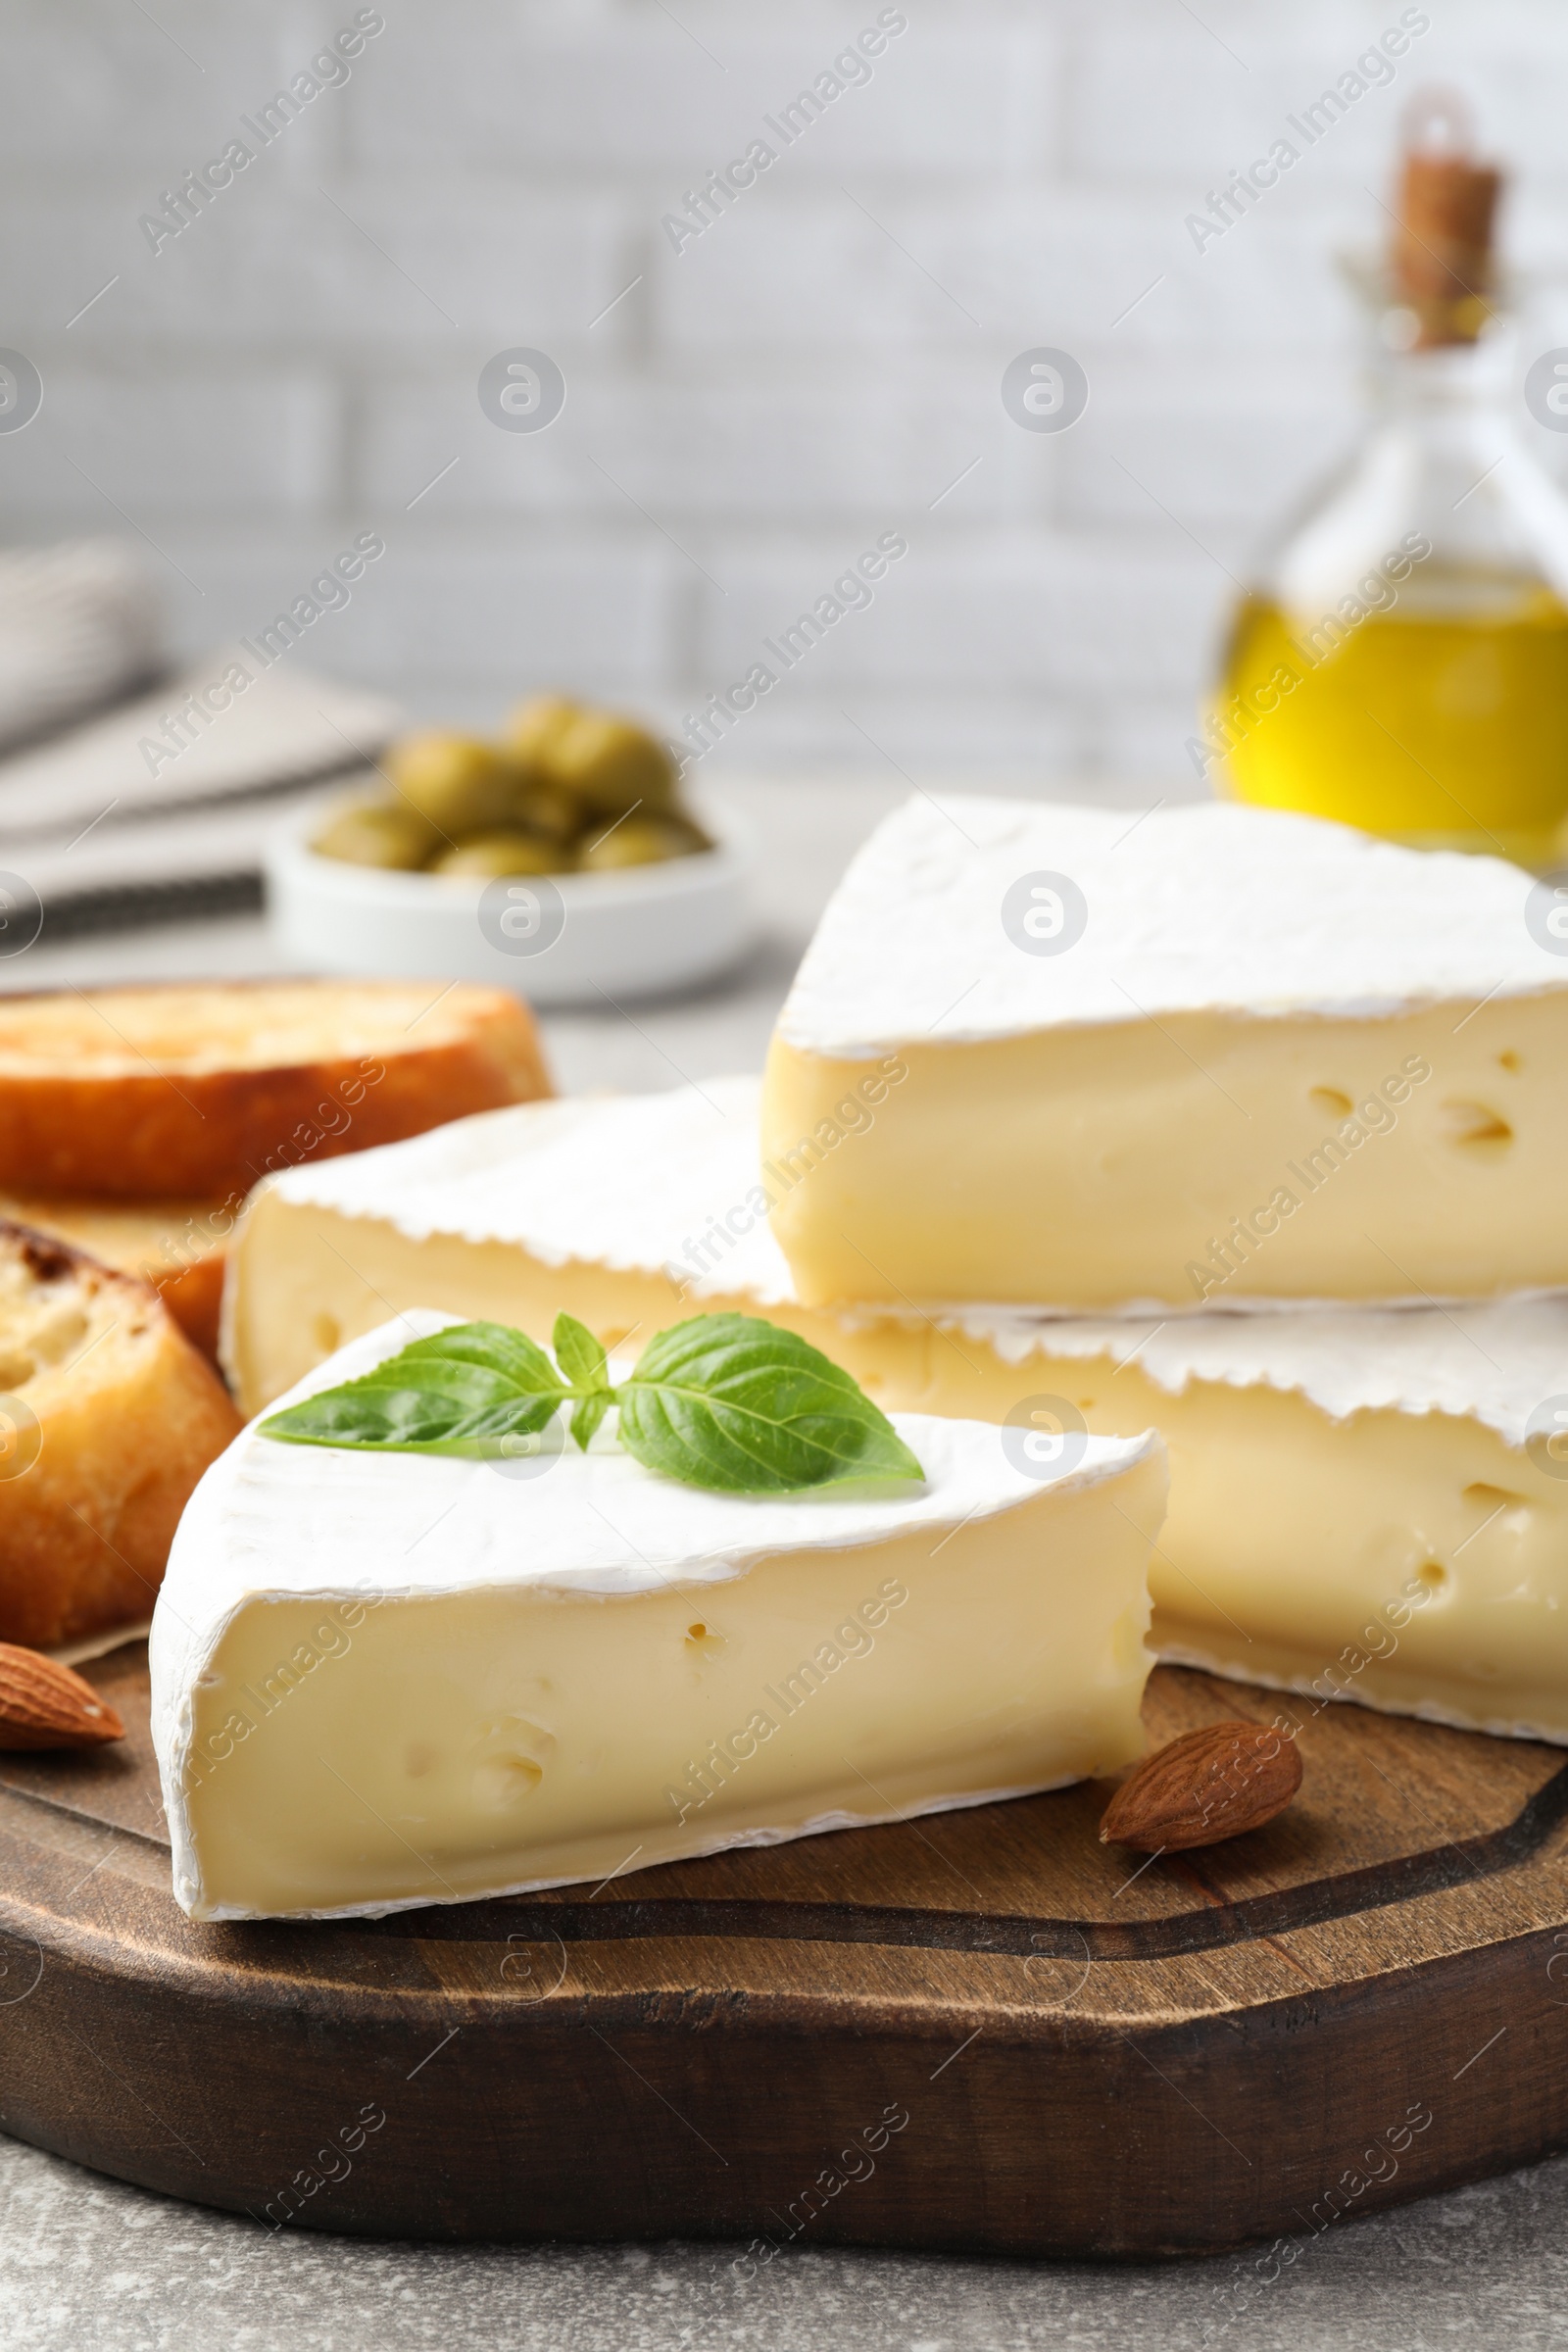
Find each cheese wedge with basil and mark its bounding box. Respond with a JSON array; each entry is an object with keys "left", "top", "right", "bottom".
[
  {"left": 152, "top": 1314, "right": 1165, "bottom": 1922},
  {"left": 761, "top": 794, "right": 1568, "bottom": 1310}
]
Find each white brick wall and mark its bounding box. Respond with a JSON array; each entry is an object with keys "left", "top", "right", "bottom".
[{"left": 4, "top": 0, "right": 1568, "bottom": 789}]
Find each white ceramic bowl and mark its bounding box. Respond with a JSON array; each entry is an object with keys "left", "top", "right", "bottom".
[{"left": 265, "top": 782, "right": 758, "bottom": 1004}]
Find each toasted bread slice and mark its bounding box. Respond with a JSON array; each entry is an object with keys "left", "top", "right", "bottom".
[
  {"left": 0, "top": 980, "right": 553, "bottom": 1198},
  {"left": 0, "top": 1222, "right": 241, "bottom": 1650},
  {"left": 0, "top": 1193, "right": 229, "bottom": 1358}
]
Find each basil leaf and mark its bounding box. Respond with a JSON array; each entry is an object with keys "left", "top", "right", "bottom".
[
  {"left": 263, "top": 1320, "right": 570, "bottom": 1456},
  {"left": 554, "top": 1312, "right": 610, "bottom": 1394},
  {"left": 569, "top": 1388, "right": 614, "bottom": 1452},
  {"left": 615, "top": 1314, "right": 925, "bottom": 1494},
  {"left": 260, "top": 1311, "right": 925, "bottom": 1496},
  {"left": 400, "top": 1321, "right": 564, "bottom": 1392}
]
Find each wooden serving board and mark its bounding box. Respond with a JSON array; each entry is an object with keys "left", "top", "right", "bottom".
[{"left": 1, "top": 1642, "right": 1566, "bottom": 2258}]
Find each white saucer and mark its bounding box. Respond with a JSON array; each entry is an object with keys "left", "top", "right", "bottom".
[{"left": 265, "top": 780, "right": 759, "bottom": 1004}]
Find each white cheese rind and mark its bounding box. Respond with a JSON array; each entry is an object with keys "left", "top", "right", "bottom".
[
  {"left": 154, "top": 1313, "right": 1163, "bottom": 1922},
  {"left": 953, "top": 1297, "right": 1568, "bottom": 1450},
  {"left": 246, "top": 1073, "right": 793, "bottom": 1300},
  {"left": 186, "top": 1313, "right": 1142, "bottom": 1604},
  {"left": 773, "top": 794, "right": 1559, "bottom": 1058},
  {"left": 1154, "top": 1642, "right": 1568, "bottom": 1750}
]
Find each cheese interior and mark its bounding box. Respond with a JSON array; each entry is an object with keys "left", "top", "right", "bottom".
[
  {"left": 762, "top": 994, "right": 1568, "bottom": 1309},
  {"left": 172, "top": 1435, "right": 1164, "bottom": 1921},
  {"left": 1145, "top": 1391, "right": 1568, "bottom": 1739},
  {"left": 228, "top": 1195, "right": 879, "bottom": 1418}
]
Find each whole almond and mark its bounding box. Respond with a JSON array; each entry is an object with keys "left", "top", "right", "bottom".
[
  {"left": 1100, "top": 1720, "right": 1300, "bottom": 1852},
  {"left": 0, "top": 1644, "right": 124, "bottom": 1750}
]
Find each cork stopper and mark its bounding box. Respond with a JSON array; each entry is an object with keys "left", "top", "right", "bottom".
[{"left": 1392, "top": 92, "right": 1501, "bottom": 347}]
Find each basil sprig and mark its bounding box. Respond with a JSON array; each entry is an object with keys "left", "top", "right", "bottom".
[{"left": 260, "top": 1312, "right": 925, "bottom": 1495}]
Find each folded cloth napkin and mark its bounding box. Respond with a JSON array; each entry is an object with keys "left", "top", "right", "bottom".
[
  {"left": 0, "top": 539, "right": 163, "bottom": 757},
  {"left": 0, "top": 647, "right": 400, "bottom": 934}
]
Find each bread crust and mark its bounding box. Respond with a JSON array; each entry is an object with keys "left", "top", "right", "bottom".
[
  {"left": 0, "top": 982, "right": 553, "bottom": 1198},
  {"left": 0, "top": 1222, "right": 241, "bottom": 1649},
  {"left": 154, "top": 1248, "right": 227, "bottom": 1359}
]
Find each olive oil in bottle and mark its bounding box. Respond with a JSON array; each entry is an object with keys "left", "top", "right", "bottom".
[{"left": 1208, "top": 102, "right": 1568, "bottom": 868}]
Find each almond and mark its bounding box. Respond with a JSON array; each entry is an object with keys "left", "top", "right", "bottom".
[
  {"left": 0, "top": 1643, "right": 124, "bottom": 1750},
  {"left": 1100, "top": 1719, "right": 1300, "bottom": 1852}
]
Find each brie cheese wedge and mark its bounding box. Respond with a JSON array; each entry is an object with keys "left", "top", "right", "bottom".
[
  {"left": 154, "top": 1315, "right": 1165, "bottom": 1922},
  {"left": 761, "top": 794, "right": 1568, "bottom": 1310}
]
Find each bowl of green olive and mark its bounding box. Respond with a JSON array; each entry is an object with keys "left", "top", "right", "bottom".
[{"left": 265, "top": 697, "right": 757, "bottom": 1003}]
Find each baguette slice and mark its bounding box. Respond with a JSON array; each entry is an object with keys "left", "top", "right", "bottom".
[
  {"left": 0, "top": 1192, "right": 228, "bottom": 1358},
  {"left": 0, "top": 1222, "right": 241, "bottom": 1649},
  {"left": 0, "top": 981, "right": 553, "bottom": 1198}
]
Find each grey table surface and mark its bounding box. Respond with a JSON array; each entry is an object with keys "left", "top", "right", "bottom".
[{"left": 5, "top": 774, "right": 1568, "bottom": 2352}]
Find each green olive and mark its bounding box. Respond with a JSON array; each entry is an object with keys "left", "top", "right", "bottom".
[
  {"left": 547, "top": 713, "right": 677, "bottom": 817},
  {"left": 385, "top": 732, "right": 514, "bottom": 836},
  {"left": 505, "top": 695, "right": 582, "bottom": 772},
  {"left": 429, "top": 831, "right": 571, "bottom": 879},
  {"left": 312, "top": 802, "right": 439, "bottom": 870},
  {"left": 510, "top": 779, "right": 580, "bottom": 841},
  {"left": 578, "top": 815, "right": 707, "bottom": 871}
]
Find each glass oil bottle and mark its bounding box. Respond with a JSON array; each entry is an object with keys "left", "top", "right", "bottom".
[{"left": 1207, "top": 101, "right": 1568, "bottom": 868}]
